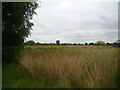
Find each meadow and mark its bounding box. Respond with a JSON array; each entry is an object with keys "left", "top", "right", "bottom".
[{"left": 3, "top": 45, "right": 118, "bottom": 88}]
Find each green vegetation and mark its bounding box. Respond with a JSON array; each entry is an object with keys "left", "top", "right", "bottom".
[
  {"left": 2, "top": 2, "right": 38, "bottom": 63},
  {"left": 24, "top": 40, "right": 35, "bottom": 45},
  {"left": 3, "top": 62, "right": 69, "bottom": 88},
  {"left": 3, "top": 46, "right": 118, "bottom": 88},
  {"left": 3, "top": 63, "right": 45, "bottom": 88},
  {"left": 24, "top": 40, "right": 119, "bottom": 46},
  {"left": 95, "top": 41, "right": 106, "bottom": 46}
]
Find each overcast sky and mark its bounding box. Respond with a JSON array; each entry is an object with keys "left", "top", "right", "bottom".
[{"left": 26, "top": 0, "right": 118, "bottom": 43}]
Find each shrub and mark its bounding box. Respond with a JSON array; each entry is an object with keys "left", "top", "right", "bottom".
[{"left": 95, "top": 41, "right": 106, "bottom": 46}]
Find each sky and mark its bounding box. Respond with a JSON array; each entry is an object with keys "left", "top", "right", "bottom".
[{"left": 26, "top": 0, "right": 118, "bottom": 44}]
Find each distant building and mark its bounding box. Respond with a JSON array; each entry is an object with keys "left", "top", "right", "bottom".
[{"left": 56, "top": 40, "right": 60, "bottom": 45}]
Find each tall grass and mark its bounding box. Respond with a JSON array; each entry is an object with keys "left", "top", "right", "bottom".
[{"left": 21, "top": 46, "right": 118, "bottom": 88}]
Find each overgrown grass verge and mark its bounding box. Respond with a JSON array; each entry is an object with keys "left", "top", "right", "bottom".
[
  {"left": 3, "top": 62, "right": 69, "bottom": 88},
  {"left": 3, "top": 46, "right": 119, "bottom": 88}
]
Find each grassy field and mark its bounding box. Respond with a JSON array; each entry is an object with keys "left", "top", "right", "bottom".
[{"left": 3, "top": 45, "right": 118, "bottom": 88}]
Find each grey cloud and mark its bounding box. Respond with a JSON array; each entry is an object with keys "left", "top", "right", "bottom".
[{"left": 27, "top": 0, "right": 118, "bottom": 43}]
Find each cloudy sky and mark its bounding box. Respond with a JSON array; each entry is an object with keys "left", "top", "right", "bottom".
[{"left": 26, "top": 0, "right": 118, "bottom": 44}]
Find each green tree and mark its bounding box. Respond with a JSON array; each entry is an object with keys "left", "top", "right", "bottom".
[
  {"left": 89, "top": 42, "right": 94, "bottom": 45},
  {"left": 106, "top": 42, "right": 111, "bottom": 45},
  {"left": 36, "top": 42, "right": 41, "bottom": 45},
  {"left": 85, "top": 43, "right": 88, "bottom": 45},
  {"left": 95, "top": 41, "right": 105, "bottom": 46},
  {"left": 112, "top": 40, "right": 120, "bottom": 47},
  {"left": 24, "top": 40, "right": 35, "bottom": 45},
  {"left": 2, "top": 2, "right": 38, "bottom": 63}
]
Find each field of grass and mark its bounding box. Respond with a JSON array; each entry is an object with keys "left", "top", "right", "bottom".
[{"left": 3, "top": 45, "right": 118, "bottom": 88}]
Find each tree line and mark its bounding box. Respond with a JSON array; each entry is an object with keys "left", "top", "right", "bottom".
[{"left": 24, "top": 40, "right": 120, "bottom": 46}]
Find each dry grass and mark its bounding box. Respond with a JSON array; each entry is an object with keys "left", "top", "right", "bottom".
[{"left": 21, "top": 45, "right": 118, "bottom": 88}]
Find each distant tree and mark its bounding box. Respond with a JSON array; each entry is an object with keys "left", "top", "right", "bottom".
[
  {"left": 73, "top": 43, "right": 77, "bottom": 45},
  {"left": 112, "top": 43, "right": 119, "bottom": 47},
  {"left": 95, "top": 41, "right": 105, "bottom": 46},
  {"left": 85, "top": 43, "right": 88, "bottom": 45},
  {"left": 49, "top": 43, "right": 55, "bottom": 45},
  {"left": 106, "top": 42, "right": 111, "bottom": 45},
  {"left": 89, "top": 42, "right": 94, "bottom": 45},
  {"left": 112, "top": 40, "right": 120, "bottom": 47},
  {"left": 24, "top": 40, "right": 35, "bottom": 45},
  {"left": 2, "top": 2, "right": 38, "bottom": 63},
  {"left": 56, "top": 40, "right": 60, "bottom": 45},
  {"left": 78, "top": 43, "right": 81, "bottom": 45},
  {"left": 36, "top": 42, "right": 40, "bottom": 45}
]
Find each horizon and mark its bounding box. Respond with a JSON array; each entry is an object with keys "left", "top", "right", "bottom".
[{"left": 24, "top": 39, "right": 117, "bottom": 44}]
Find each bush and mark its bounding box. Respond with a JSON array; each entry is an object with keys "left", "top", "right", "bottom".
[
  {"left": 95, "top": 41, "right": 106, "bottom": 46},
  {"left": 112, "top": 43, "right": 120, "bottom": 47},
  {"left": 89, "top": 43, "right": 94, "bottom": 45},
  {"left": 2, "top": 46, "right": 22, "bottom": 64},
  {"left": 24, "top": 40, "right": 35, "bottom": 45}
]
